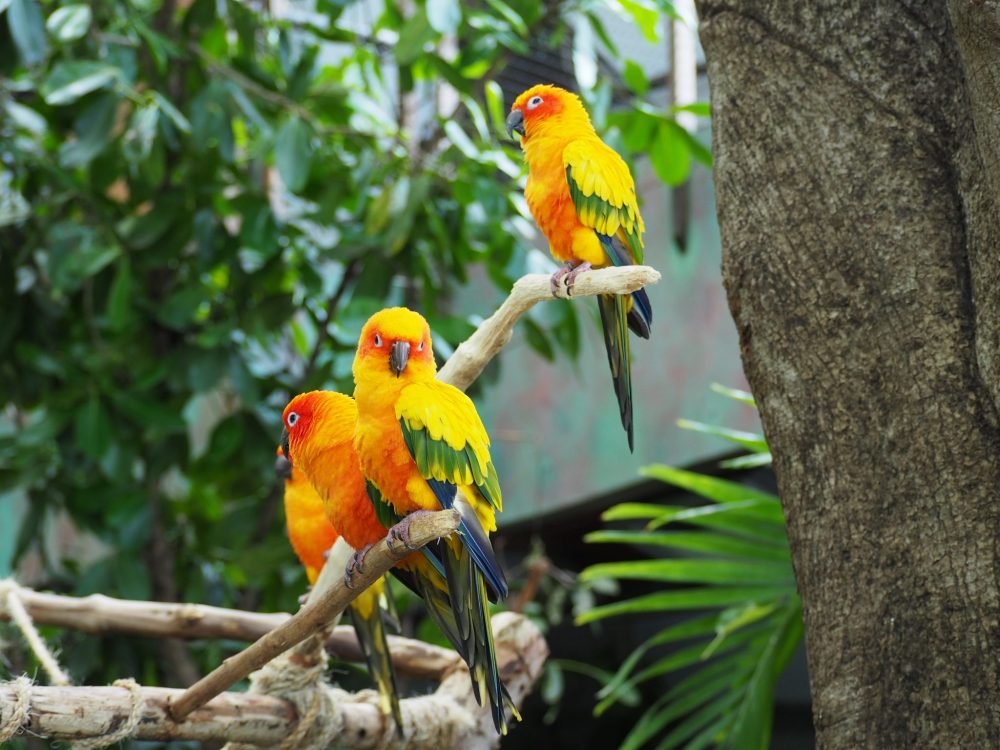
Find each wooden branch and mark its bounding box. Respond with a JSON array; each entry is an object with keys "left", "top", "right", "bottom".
[
  {"left": 3, "top": 587, "right": 460, "bottom": 678},
  {"left": 439, "top": 265, "right": 661, "bottom": 390},
  {"left": 168, "top": 509, "right": 460, "bottom": 720},
  {"left": 0, "top": 613, "right": 546, "bottom": 748}
]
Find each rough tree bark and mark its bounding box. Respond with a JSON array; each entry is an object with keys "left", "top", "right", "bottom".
[{"left": 694, "top": 1, "right": 1000, "bottom": 747}]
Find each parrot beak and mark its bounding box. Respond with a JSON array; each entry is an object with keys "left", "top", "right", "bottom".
[
  {"left": 280, "top": 428, "right": 291, "bottom": 462},
  {"left": 389, "top": 340, "right": 410, "bottom": 377},
  {"left": 505, "top": 109, "right": 524, "bottom": 139},
  {"left": 275, "top": 453, "right": 292, "bottom": 480}
]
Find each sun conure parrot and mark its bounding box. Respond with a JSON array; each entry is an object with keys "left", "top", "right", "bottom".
[
  {"left": 280, "top": 389, "right": 519, "bottom": 735},
  {"left": 349, "top": 307, "right": 517, "bottom": 735},
  {"left": 274, "top": 445, "right": 403, "bottom": 735},
  {"left": 506, "top": 83, "right": 653, "bottom": 451}
]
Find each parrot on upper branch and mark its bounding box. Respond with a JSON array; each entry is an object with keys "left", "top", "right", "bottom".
[{"left": 506, "top": 84, "right": 653, "bottom": 452}]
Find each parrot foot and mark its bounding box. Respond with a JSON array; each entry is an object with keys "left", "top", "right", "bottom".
[
  {"left": 550, "top": 261, "right": 592, "bottom": 297},
  {"left": 563, "top": 261, "right": 592, "bottom": 295},
  {"left": 549, "top": 262, "right": 576, "bottom": 297},
  {"left": 387, "top": 510, "right": 436, "bottom": 553},
  {"left": 298, "top": 587, "right": 312, "bottom": 605},
  {"left": 344, "top": 543, "right": 375, "bottom": 590}
]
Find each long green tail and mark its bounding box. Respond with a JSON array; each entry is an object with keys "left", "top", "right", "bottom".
[
  {"left": 394, "top": 551, "right": 519, "bottom": 735},
  {"left": 597, "top": 293, "right": 635, "bottom": 452},
  {"left": 441, "top": 537, "right": 521, "bottom": 735},
  {"left": 349, "top": 594, "right": 403, "bottom": 736}
]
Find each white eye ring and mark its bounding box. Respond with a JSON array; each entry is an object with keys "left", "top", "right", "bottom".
[
  {"left": 418, "top": 340, "right": 424, "bottom": 352},
  {"left": 374, "top": 334, "right": 382, "bottom": 347},
  {"left": 287, "top": 412, "right": 299, "bottom": 427},
  {"left": 527, "top": 96, "right": 543, "bottom": 110}
]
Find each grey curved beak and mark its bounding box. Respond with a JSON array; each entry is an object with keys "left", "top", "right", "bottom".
[
  {"left": 275, "top": 452, "right": 292, "bottom": 479},
  {"left": 505, "top": 109, "right": 524, "bottom": 139},
  {"left": 390, "top": 340, "right": 410, "bottom": 377},
  {"left": 280, "top": 428, "right": 290, "bottom": 462}
]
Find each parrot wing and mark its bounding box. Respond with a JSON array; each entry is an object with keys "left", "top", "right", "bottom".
[
  {"left": 395, "top": 381, "right": 507, "bottom": 600},
  {"left": 564, "top": 138, "right": 645, "bottom": 264}
]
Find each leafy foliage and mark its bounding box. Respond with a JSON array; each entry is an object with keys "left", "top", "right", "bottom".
[
  {"left": 0, "top": 0, "right": 705, "bottom": 692},
  {"left": 579, "top": 386, "right": 802, "bottom": 750}
]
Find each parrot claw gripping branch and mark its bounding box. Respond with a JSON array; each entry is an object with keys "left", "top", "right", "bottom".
[{"left": 0, "top": 264, "right": 657, "bottom": 749}]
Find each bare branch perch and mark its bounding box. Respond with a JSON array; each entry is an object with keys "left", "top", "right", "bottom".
[
  {"left": 3, "top": 588, "right": 460, "bottom": 679},
  {"left": 439, "top": 265, "right": 660, "bottom": 390},
  {"left": 168, "top": 509, "right": 461, "bottom": 720},
  {"left": 0, "top": 613, "right": 547, "bottom": 748}
]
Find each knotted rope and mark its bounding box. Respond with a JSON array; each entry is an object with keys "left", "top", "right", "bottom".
[
  {"left": 0, "top": 675, "right": 32, "bottom": 742},
  {"left": 69, "top": 678, "right": 146, "bottom": 749},
  {"left": 0, "top": 579, "right": 71, "bottom": 686},
  {"left": 222, "top": 628, "right": 474, "bottom": 750}
]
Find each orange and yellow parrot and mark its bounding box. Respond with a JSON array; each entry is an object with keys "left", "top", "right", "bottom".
[
  {"left": 506, "top": 84, "right": 653, "bottom": 451},
  {"left": 349, "top": 307, "right": 517, "bottom": 734},
  {"left": 280, "top": 389, "right": 518, "bottom": 735},
  {"left": 275, "top": 446, "right": 403, "bottom": 734}
]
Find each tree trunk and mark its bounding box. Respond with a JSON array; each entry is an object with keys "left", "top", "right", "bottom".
[{"left": 693, "top": 1, "right": 1000, "bottom": 747}]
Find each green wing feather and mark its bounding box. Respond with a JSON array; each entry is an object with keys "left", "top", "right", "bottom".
[{"left": 563, "top": 140, "right": 644, "bottom": 263}]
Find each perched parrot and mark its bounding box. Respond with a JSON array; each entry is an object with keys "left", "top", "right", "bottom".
[
  {"left": 274, "top": 446, "right": 403, "bottom": 735},
  {"left": 281, "top": 390, "right": 519, "bottom": 735},
  {"left": 506, "top": 84, "right": 653, "bottom": 451},
  {"left": 349, "top": 307, "right": 517, "bottom": 734}
]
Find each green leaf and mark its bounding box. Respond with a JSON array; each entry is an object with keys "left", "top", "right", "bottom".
[
  {"left": 583, "top": 530, "right": 790, "bottom": 562},
  {"left": 710, "top": 384, "right": 755, "bottom": 406},
  {"left": 105, "top": 260, "right": 132, "bottom": 332},
  {"left": 640, "top": 465, "right": 780, "bottom": 506},
  {"left": 522, "top": 317, "right": 555, "bottom": 361},
  {"left": 59, "top": 93, "right": 119, "bottom": 167},
  {"left": 642, "top": 500, "right": 786, "bottom": 533},
  {"left": 46, "top": 3, "right": 91, "bottom": 40},
  {"left": 672, "top": 101, "right": 711, "bottom": 118},
  {"left": 426, "top": 0, "right": 460, "bottom": 34},
  {"left": 676, "top": 418, "right": 768, "bottom": 453},
  {"left": 580, "top": 558, "right": 794, "bottom": 586},
  {"left": 623, "top": 59, "right": 649, "bottom": 95},
  {"left": 123, "top": 105, "right": 159, "bottom": 162},
  {"left": 576, "top": 587, "right": 795, "bottom": 624},
  {"left": 151, "top": 91, "right": 191, "bottom": 133},
  {"left": 9, "top": 0, "right": 47, "bottom": 65},
  {"left": 618, "top": 0, "right": 661, "bottom": 42},
  {"left": 42, "top": 62, "right": 119, "bottom": 105},
  {"left": 395, "top": 10, "right": 435, "bottom": 64},
  {"left": 483, "top": 0, "right": 527, "bottom": 34},
  {"left": 74, "top": 396, "right": 112, "bottom": 460},
  {"left": 719, "top": 452, "right": 773, "bottom": 470},
  {"left": 484, "top": 80, "right": 507, "bottom": 137},
  {"left": 274, "top": 116, "right": 313, "bottom": 192},
  {"left": 722, "top": 603, "right": 802, "bottom": 750},
  {"left": 650, "top": 120, "right": 692, "bottom": 186}
]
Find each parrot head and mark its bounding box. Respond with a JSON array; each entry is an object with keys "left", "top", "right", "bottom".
[
  {"left": 275, "top": 445, "right": 293, "bottom": 480},
  {"left": 506, "top": 84, "right": 591, "bottom": 142},
  {"left": 281, "top": 390, "right": 357, "bottom": 470},
  {"left": 353, "top": 307, "right": 436, "bottom": 385}
]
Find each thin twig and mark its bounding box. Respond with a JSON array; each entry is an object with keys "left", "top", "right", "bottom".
[
  {"left": 303, "top": 257, "right": 362, "bottom": 378},
  {"left": 168, "top": 509, "right": 461, "bottom": 720}
]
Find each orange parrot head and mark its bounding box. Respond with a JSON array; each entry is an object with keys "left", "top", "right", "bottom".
[
  {"left": 281, "top": 390, "right": 357, "bottom": 470},
  {"left": 506, "top": 84, "right": 591, "bottom": 142},
  {"left": 352, "top": 307, "right": 436, "bottom": 387}
]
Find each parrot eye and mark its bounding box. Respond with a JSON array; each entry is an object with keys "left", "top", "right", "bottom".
[
  {"left": 287, "top": 412, "right": 299, "bottom": 427},
  {"left": 374, "top": 333, "right": 383, "bottom": 347},
  {"left": 527, "top": 96, "right": 543, "bottom": 110},
  {"left": 417, "top": 340, "right": 424, "bottom": 352}
]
